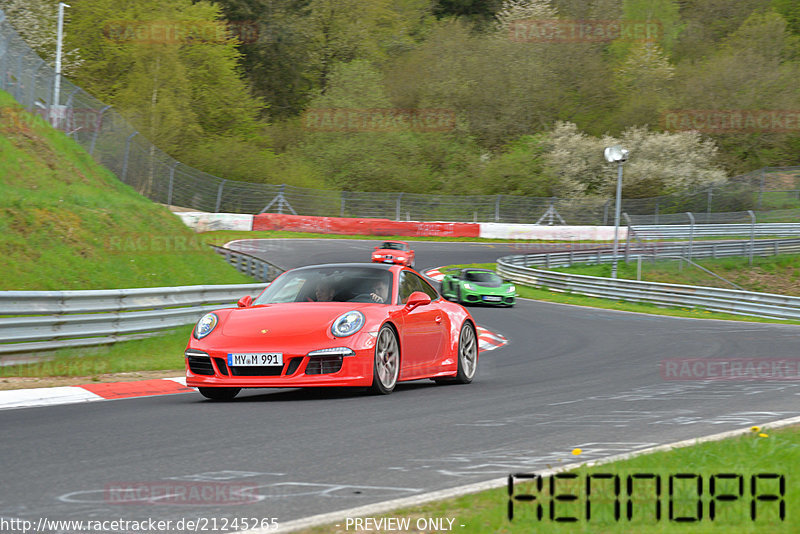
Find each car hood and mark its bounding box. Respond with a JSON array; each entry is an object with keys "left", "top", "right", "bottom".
[
  {"left": 220, "top": 302, "right": 375, "bottom": 338},
  {"left": 374, "top": 249, "right": 407, "bottom": 255},
  {"left": 465, "top": 280, "right": 502, "bottom": 288}
]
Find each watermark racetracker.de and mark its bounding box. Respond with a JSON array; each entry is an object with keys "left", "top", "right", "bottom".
[
  {"left": 302, "top": 108, "right": 456, "bottom": 133},
  {"left": 661, "top": 358, "right": 800, "bottom": 381},
  {"left": 103, "top": 19, "right": 259, "bottom": 45},
  {"left": 660, "top": 110, "right": 800, "bottom": 134},
  {"left": 508, "top": 19, "right": 661, "bottom": 43}
]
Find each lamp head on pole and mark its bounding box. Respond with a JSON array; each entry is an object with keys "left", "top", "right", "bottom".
[{"left": 604, "top": 145, "right": 629, "bottom": 164}]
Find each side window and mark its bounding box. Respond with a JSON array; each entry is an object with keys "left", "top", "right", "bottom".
[
  {"left": 399, "top": 271, "right": 438, "bottom": 303},
  {"left": 398, "top": 271, "right": 416, "bottom": 304},
  {"left": 416, "top": 273, "right": 439, "bottom": 300}
]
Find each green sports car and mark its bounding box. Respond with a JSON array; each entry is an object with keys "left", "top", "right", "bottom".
[{"left": 440, "top": 268, "right": 516, "bottom": 307}]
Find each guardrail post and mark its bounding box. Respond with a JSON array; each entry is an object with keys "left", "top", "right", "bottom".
[
  {"left": 89, "top": 105, "right": 112, "bottom": 155},
  {"left": 215, "top": 179, "right": 227, "bottom": 213},
  {"left": 748, "top": 210, "right": 755, "bottom": 265},
  {"left": 706, "top": 187, "right": 713, "bottom": 222},
  {"left": 167, "top": 161, "right": 178, "bottom": 206},
  {"left": 396, "top": 192, "right": 403, "bottom": 221},
  {"left": 545, "top": 253, "right": 550, "bottom": 269},
  {"left": 495, "top": 195, "right": 501, "bottom": 222},
  {"left": 341, "top": 191, "right": 346, "bottom": 217},
  {"left": 27, "top": 59, "right": 43, "bottom": 110},
  {"left": 602, "top": 200, "right": 610, "bottom": 226},
  {"left": 121, "top": 131, "right": 138, "bottom": 182},
  {"left": 687, "top": 212, "right": 695, "bottom": 263}
]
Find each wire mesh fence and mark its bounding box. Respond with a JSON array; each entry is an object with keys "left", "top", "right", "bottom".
[{"left": 1, "top": 8, "right": 799, "bottom": 226}]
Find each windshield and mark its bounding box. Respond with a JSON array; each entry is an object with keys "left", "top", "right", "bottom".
[
  {"left": 379, "top": 242, "right": 405, "bottom": 250},
  {"left": 254, "top": 266, "right": 394, "bottom": 304},
  {"left": 464, "top": 270, "right": 502, "bottom": 286}
]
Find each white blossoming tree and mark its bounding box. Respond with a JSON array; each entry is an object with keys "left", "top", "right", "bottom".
[
  {"left": 543, "top": 122, "right": 727, "bottom": 198},
  {"left": 0, "top": 0, "right": 82, "bottom": 75}
]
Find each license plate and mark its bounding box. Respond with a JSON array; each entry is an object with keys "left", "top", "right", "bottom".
[
  {"left": 383, "top": 259, "right": 394, "bottom": 263},
  {"left": 228, "top": 353, "right": 283, "bottom": 366},
  {"left": 482, "top": 296, "right": 501, "bottom": 302}
]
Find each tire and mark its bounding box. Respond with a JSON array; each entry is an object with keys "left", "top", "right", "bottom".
[
  {"left": 454, "top": 322, "right": 478, "bottom": 384},
  {"left": 198, "top": 387, "right": 241, "bottom": 400},
  {"left": 370, "top": 325, "right": 400, "bottom": 395}
]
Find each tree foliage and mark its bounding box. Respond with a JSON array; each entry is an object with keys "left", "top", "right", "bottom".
[{"left": 6, "top": 0, "right": 800, "bottom": 198}]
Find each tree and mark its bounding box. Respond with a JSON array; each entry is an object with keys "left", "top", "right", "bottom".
[
  {"left": 540, "top": 122, "right": 727, "bottom": 199},
  {"left": 672, "top": 0, "right": 770, "bottom": 62},
  {"left": 0, "top": 0, "right": 82, "bottom": 74},
  {"left": 65, "top": 0, "right": 268, "bottom": 164},
  {"left": 671, "top": 11, "right": 800, "bottom": 173}
]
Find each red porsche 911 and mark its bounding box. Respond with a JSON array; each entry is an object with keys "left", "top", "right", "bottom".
[
  {"left": 371, "top": 240, "right": 415, "bottom": 268},
  {"left": 185, "top": 263, "right": 478, "bottom": 400}
]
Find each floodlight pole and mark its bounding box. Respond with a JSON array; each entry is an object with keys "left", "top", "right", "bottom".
[
  {"left": 52, "top": 2, "right": 70, "bottom": 127},
  {"left": 611, "top": 160, "right": 624, "bottom": 279}
]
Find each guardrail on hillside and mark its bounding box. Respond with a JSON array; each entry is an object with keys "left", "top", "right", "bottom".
[
  {"left": 210, "top": 245, "right": 284, "bottom": 282},
  {"left": 497, "top": 255, "right": 800, "bottom": 321},
  {"left": 0, "top": 283, "right": 268, "bottom": 355},
  {"left": 510, "top": 237, "right": 800, "bottom": 269},
  {"left": 631, "top": 223, "right": 800, "bottom": 240}
]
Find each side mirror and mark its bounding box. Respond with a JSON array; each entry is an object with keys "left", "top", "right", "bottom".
[
  {"left": 237, "top": 295, "right": 253, "bottom": 308},
  {"left": 405, "top": 291, "right": 431, "bottom": 309},
  {"left": 374, "top": 246, "right": 379, "bottom": 250}
]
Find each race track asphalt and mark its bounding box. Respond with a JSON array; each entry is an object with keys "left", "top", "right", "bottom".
[{"left": 1, "top": 239, "right": 797, "bottom": 529}]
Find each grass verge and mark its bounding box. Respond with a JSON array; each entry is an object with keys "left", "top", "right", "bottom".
[
  {"left": 0, "top": 326, "right": 190, "bottom": 389},
  {"left": 298, "top": 424, "right": 799, "bottom": 533},
  {"left": 550, "top": 253, "right": 800, "bottom": 296},
  {"left": 0, "top": 90, "right": 253, "bottom": 290}
]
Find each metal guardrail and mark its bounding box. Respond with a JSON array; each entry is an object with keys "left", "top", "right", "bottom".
[
  {"left": 498, "top": 259, "right": 800, "bottom": 320},
  {"left": 519, "top": 237, "right": 800, "bottom": 269},
  {"left": 210, "top": 245, "right": 284, "bottom": 282},
  {"left": 632, "top": 223, "right": 800, "bottom": 240},
  {"left": 0, "top": 283, "right": 268, "bottom": 355},
  {"left": 497, "top": 240, "right": 800, "bottom": 320}
]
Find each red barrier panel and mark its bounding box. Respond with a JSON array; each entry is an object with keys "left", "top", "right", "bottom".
[{"left": 253, "top": 213, "right": 480, "bottom": 238}]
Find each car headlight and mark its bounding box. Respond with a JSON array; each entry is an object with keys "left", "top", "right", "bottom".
[
  {"left": 507, "top": 284, "right": 516, "bottom": 293},
  {"left": 463, "top": 283, "right": 475, "bottom": 291},
  {"left": 194, "top": 313, "right": 218, "bottom": 339},
  {"left": 331, "top": 311, "right": 365, "bottom": 337}
]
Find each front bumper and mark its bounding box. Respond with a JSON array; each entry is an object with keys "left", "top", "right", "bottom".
[
  {"left": 185, "top": 346, "right": 375, "bottom": 388},
  {"left": 461, "top": 291, "right": 516, "bottom": 306}
]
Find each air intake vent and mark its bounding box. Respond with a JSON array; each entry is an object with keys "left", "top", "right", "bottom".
[
  {"left": 285, "top": 357, "right": 303, "bottom": 376},
  {"left": 305, "top": 356, "right": 343, "bottom": 375},
  {"left": 213, "top": 358, "right": 229, "bottom": 376},
  {"left": 187, "top": 355, "right": 214, "bottom": 375}
]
